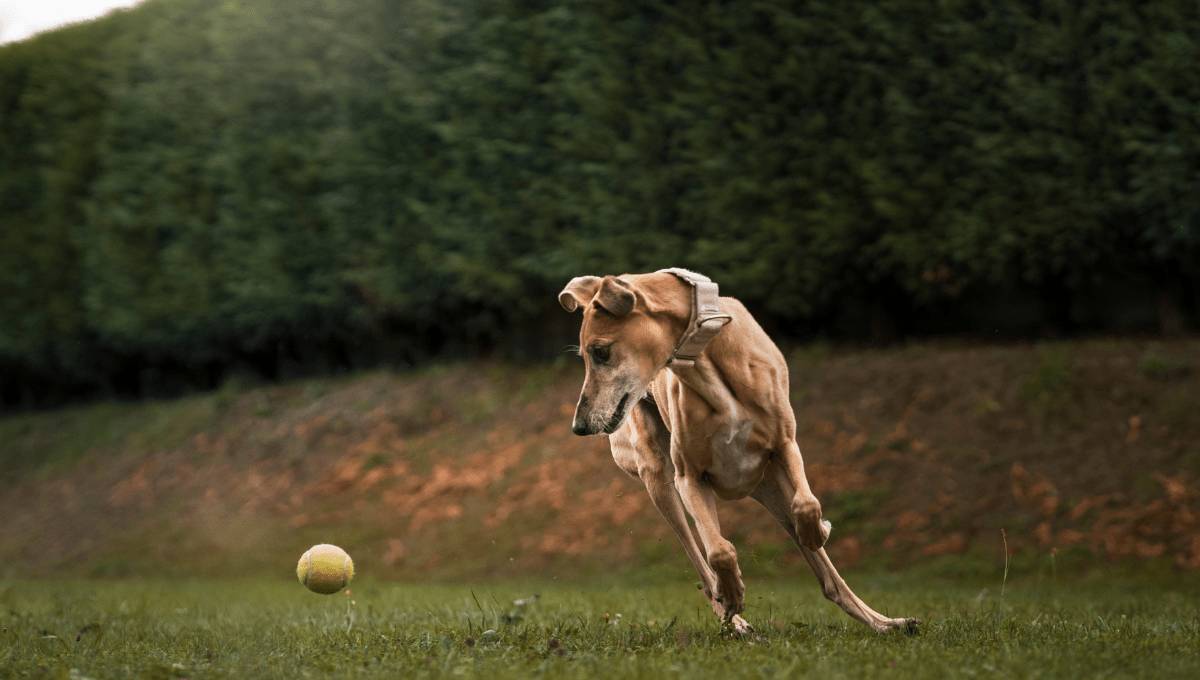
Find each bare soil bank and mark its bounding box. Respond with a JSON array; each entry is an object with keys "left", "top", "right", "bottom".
[{"left": 1, "top": 338, "right": 1197, "bottom": 580}]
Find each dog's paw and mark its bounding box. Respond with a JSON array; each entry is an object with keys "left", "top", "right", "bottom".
[
  {"left": 877, "top": 617, "right": 922, "bottom": 635},
  {"left": 723, "top": 615, "right": 754, "bottom": 636},
  {"left": 712, "top": 591, "right": 745, "bottom": 620},
  {"left": 798, "top": 517, "right": 831, "bottom": 551},
  {"left": 709, "top": 548, "right": 746, "bottom": 617}
]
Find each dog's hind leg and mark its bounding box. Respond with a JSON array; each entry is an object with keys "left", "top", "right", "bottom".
[
  {"left": 751, "top": 464, "right": 920, "bottom": 633},
  {"left": 797, "top": 546, "right": 920, "bottom": 633},
  {"left": 610, "top": 403, "right": 754, "bottom": 634}
]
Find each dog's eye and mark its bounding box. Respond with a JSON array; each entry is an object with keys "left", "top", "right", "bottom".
[{"left": 592, "top": 345, "right": 611, "bottom": 363}]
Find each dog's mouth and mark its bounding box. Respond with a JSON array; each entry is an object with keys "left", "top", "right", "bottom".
[{"left": 602, "top": 392, "right": 630, "bottom": 434}]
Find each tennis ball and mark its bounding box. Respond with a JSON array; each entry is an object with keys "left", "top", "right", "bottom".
[{"left": 296, "top": 544, "right": 354, "bottom": 594}]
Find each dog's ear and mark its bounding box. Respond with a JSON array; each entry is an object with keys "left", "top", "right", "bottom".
[
  {"left": 594, "top": 276, "right": 635, "bottom": 316},
  {"left": 559, "top": 276, "right": 602, "bottom": 312}
]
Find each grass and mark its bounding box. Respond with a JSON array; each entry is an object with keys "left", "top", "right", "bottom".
[
  {"left": 0, "top": 369, "right": 387, "bottom": 483},
  {"left": 1018, "top": 345, "right": 1074, "bottom": 428},
  {"left": 2, "top": 567, "right": 1197, "bottom": 679},
  {"left": 0, "top": 395, "right": 220, "bottom": 481},
  {"left": 1139, "top": 345, "right": 1194, "bottom": 381}
]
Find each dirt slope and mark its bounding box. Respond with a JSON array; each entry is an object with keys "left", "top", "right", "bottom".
[{"left": 1, "top": 339, "right": 1198, "bottom": 581}]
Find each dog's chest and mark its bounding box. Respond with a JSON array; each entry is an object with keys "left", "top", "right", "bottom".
[{"left": 705, "top": 420, "right": 770, "bottom": 499}]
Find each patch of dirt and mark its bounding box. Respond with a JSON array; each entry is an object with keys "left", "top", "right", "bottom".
[{"left": 1, "top": 339, "right": 1197, "bottom": 580}]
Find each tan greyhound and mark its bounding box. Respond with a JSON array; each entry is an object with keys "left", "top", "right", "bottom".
[{"left": 559, "top": 269, "right": 919, "bottom": 635}]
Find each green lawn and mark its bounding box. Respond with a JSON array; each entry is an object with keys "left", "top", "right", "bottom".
[{"left": 2, "top": 567, "right": 1197, "bottom": 679}]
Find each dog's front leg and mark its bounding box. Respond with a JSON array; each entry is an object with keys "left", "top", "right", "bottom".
[
  {"left": 611, "top": 406, "right": 754, "bottom": 634},
  {"left": 644, "top": 471, "right": 753, "bottom": 634},
  {"left": 675, "top": 472, "right": 746, "bottom": 625},
  {"left": 773, "top": 441, "right": 831, "bottom": 550}
]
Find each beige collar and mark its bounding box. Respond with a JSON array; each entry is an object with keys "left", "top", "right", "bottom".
[{"left": 657, "top": 268, "right": 732, "bottom": 368}]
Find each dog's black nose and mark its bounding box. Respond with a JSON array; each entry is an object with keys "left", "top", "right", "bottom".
[{"left": 571, "top": 421, "right": 591, "bottom": 436}]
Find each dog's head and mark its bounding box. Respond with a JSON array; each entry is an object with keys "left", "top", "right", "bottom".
[{"left": 559, "top": 274, "right": 683, "bottom": 436}]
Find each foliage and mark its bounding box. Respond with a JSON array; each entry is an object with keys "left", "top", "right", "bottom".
[
  {"left": 0, "top": 13, "right": 143, "bottom": 370},
  {"left": 2, "top": 0, "right": 1199, "bottom": 397}
]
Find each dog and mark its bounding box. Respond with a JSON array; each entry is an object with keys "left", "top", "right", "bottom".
[{"left": 559, "top": 268, "right": 919, "bottom": 635}]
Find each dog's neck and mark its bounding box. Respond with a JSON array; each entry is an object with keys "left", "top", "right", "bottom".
[
  {"left": 664, "top": 339, "right": 749, "bottom": 440},
  {"left": 656, "top": 268, "right": 731, "bottom": 369},
  {"left": 657, "top": 270, "right": 743, "bottom": 427}
]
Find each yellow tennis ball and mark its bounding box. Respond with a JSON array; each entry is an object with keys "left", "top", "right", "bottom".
[{"left": 296, "top": 544, "right": 355, "bottom": 595}]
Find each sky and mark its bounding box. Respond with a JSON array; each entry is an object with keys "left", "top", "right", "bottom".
[{"left": 0, "top": 0, "right": 146, "bottom": 45}]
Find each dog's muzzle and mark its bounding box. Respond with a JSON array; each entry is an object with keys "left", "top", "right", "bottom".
[
  {"left": 602, "top": 393, "right": 630, "bottom": 434},
  {"left": 572, "top": 394, "right": 592, "bottom": 435},
  {"left": 571, "top": 392, "right": 630, "bottom": 436}
]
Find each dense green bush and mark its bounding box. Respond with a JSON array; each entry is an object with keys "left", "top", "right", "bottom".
[{"left": 1, "top": 0, "right": 1197, "bottom": 401}]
